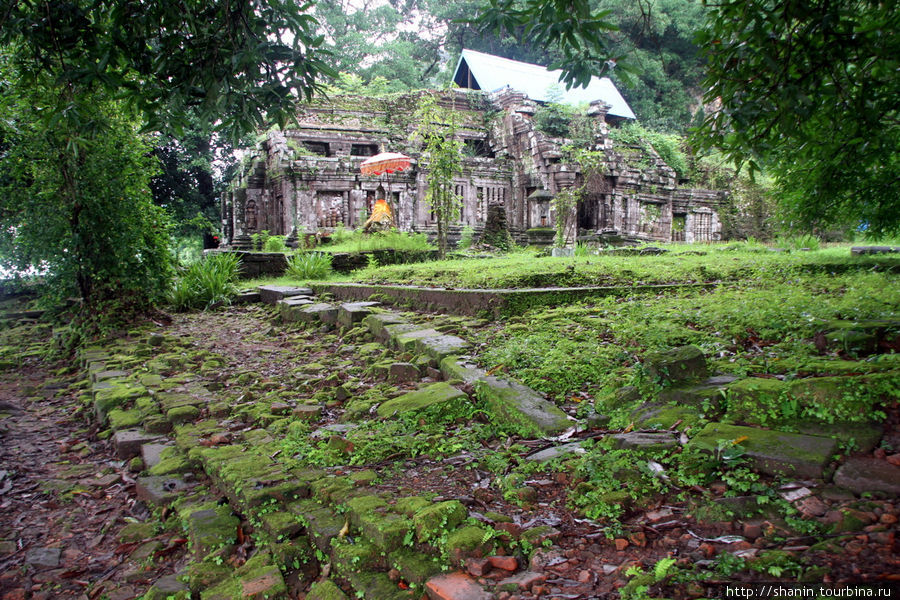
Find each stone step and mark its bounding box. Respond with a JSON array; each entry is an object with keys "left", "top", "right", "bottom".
[
  {"left": 687, "top": 422, "right": 838, "bottom": 479},
  {"left": 258, "top": 285, "right": 314, "bottom": 304},
  {"left": 337, "top": 301, "right": 381, "bottom": 328},
  {"left": 476, "top": 376, "right": 571, "bottom": 438},
  {"left": 377, "top": 382, "right": 468, "bottom": 419}
]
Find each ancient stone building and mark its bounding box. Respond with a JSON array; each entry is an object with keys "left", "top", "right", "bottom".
[{"left": 221, "top": 53, "right": 724, "bottom": 248}]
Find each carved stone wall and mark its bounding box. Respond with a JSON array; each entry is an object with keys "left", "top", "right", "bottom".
[{"left": 222, "top": 90, "right": 725, "bottom": 247}]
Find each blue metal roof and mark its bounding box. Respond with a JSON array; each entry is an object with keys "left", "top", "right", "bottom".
[{"left": 453, "top": 49, "right": 636, "bottom": 120}]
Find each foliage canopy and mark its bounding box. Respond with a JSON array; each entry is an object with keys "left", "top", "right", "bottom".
[{"left": 693, "top": 0, "right": 900, "bottom": 235}]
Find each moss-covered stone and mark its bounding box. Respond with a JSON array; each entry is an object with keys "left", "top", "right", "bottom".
[
  {"left": 167, "top": 404, "right": 200, "bottom": 424},
  {"left": 724, "top": 378, "right": 789, "bottom": 425},
  {"left": 186, "top": 504, "right": 240, "bottom": 559},
  {"left": 307, "top": 579, "right": 350, "bottom": 600},
  {"left": 187, "top": 560, "right": 232, "bottom": 592},
  {"left": 346, "top": 570, "right": 416, "bottom": 600},
  {"left": 331, "top": 538, "right": 384, "bottom": 577},
  {"left": 107, "top": 408, "right": 144, "bottom": 430},
  {"left": 644, "top": 345, "right": 708, "bottom": 382},
  {"left": 389, "top": 548, "right": 442, "bottom": 585},
  {"left": 117, "top": 521, "right": 156, "bottom": 543},
  {"left": 413, "top": 500, "right": 467, "bottom": 543},
  {"left": 259, "top": 511, "right": 304, "bottom": 541},
  {"left": 443, "top": 525, "right": 495, "bottom": 565},
  {"left": 359, "top": 512, "right": 412, "bottom": 551},
  {"left": 345, "top": 495, "right": 389, "bottom": 526},
  {"left": 93, "top": 381, "right": 147, "bottom": 421},
  {"left": 289, "top": 499, "right": 344, "bottom": 553},
  {"left": 475, "top": 376, "right": 570, "bottom": 437},
  {"left": 144, "top": 414, "right": 173, "bottom": 434},
  {"left": 148, "top": 446, "right": 192, "bottom": 476},
  {"left": 393, "top": 496, "right": 431, "bottom": 517},
  {"left": 688, "top": 422, "right": 838, "bottom": 479},
  {"left": 377, "top": 382, "right": 468, "bottom": 419}
]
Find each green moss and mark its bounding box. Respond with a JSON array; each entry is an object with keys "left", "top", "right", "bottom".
[
  {"left": 167, "top": 404, "right": 200, "bottom": 424},
  {"left": 393, "top": 496, "right": 431, "bottom": 517},
  {"left": 359, "top": 512, "right": 412, "bottom": 551},
  {"left": 108, "top": 408, "right": 144, "bottom": 430},
  {"left": 187, "top": 560, "right": 232, "bottom": 592},
  {"left": 306, "top": 579, "right": 350, "bottom": 600},
  {"left": 118, "top": 521, "right": 156, "bottom": 543},
  {"left": 149, "top": 447, "right": 192, "bottom": 476},
  {"left": 413, "top": 500, "right": 467, "bottom": 543},
  {"left": 345, "top": 495, "right": 389, "bottom": 527},
  {"left": 443, "top": 525, "right": 495, "bottom": 565},
  {"left": 389, "top": 548, "right": 442, "bottom": 585},
  {"left": 376, "top": 382, "right": 468, "bottom": 420},
  {"left": 331, "top": 538, "right": 383, "bottom": 577}
]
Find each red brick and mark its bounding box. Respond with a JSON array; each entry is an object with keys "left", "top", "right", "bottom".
[
  {"left": 488, "top": 556, "right": 518, "bottom": 571},
  {"left": 426, "top": 572, "right": 492, "bottom": 600},
  {"left": 496, "top": 571, "right": 547, "bottom": 591},
  {"left": 466, "top": 558, "right": 492, "bottom": 577}
]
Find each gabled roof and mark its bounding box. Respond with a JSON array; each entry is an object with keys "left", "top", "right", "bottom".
[{"left": 453, "top": 48, "right": 636, "bottom": 120}]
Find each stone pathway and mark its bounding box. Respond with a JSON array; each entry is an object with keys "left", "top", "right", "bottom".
[{"left": 1, "top": 287, "right": 898, "bottom": 599}]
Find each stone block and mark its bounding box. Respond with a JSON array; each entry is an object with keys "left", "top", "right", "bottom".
[
  {"left": 297, "top": 303, "right": 339, "bottom": 324},
  {"left": 833, "top": 457, "right": 900, "bottom": 497},
  {"left": 292, "top": 404, "right": 323, "bottom": 421},
  {"left": 258, "top": 285, "right": 313, "bottom": 304},
  {"left": 289, "top": 501, "right": 344, "bottom": 552},
  {"left": 337, "top": 301, "right": 380, "bottom": 328},
  {"left": 851, "top": 246, "right": 900, "bottom": 255},
  {"left": 388, "top": 362, "right": 421, "bottom": 383},
  {"left": 393, "top": 328, "right": 443, "bottom": 352},
  {"left": 233, "top": 290, "right": 261, "bottom": 304},
  {"left": 377, "top": 383, "right": 468, "bottom": 419},
  {"left": 279, "top": 298, "right": 315, "bottom": 322},
  {"left": 644, "top": 345, "right": 707, "bottom": 382},
  {"left": 610, "top": 432, "right": 678, "bottom": 452},
  {"left": 363, "top": 313, "right": 408, "bottom": 342},
  {"left": 439, "top": 357, "right": 486, "bottom": 385},
  {"left": 688, "top": 422, "right": 838, "bottom": 479},
  {"left": 475, "top": 376, "right": 570, "bottom": 437},
  {"left": 135, "top": 476, "right": 195, "bottom": 506},
  {"left": 114, "top": 430, "right": 163, "bottom": 460},
  {"left": 141, "top": 443, "right": 172, "bottom": 469},
  {"left": 425, "top": 572, "right": 492, "bottom": 600},
  {"left": 414, "top": 334, "right": 469, "bottom": 362},
  {"left": 414, "top": 501, "right": 467, "bottom": 543},
  {"left": 306, "top": 580, "right": 350, "bottom": 600},
  {"left": 187, "top": 506, "right": 240, "bottom": 559},
  {"left": 389, "top": 548, "right": 442, "bottom": 586},
  {"left": 525, "top": 442, "right": 586, "bottom": 462}
]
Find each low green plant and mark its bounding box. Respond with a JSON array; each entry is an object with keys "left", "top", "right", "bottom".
[
  {"left": 458, "top": 225, "right": 476, "bottom": 250},
  {"left": 262, "top": 235, "right": 287, "bottom": 252},
  {"left": 285, "top": 252, "right": 332, "bottom": 280},
  {"left": 167, "top": 252, "right": 241, "bottom": 311},
  {"left": 776, "top": 233, "right": 821, "bottom": 251}
]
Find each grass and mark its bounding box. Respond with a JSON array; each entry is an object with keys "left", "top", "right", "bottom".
[
  {"left": 350, "top": 243, "right": 898, "bottom": 289},
  {"left": 285, "top": 252, "right": 332, "bottom": 280},
  {"left": 168, "top": 252, "right": 241, "bottom": 311},
  {"left": 319, "top": 229, "right": 434, "bottom": 253}
]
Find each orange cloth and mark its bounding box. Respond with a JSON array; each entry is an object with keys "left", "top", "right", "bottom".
[{"left": 363, "top": 199, "right": 394, "bottom": 232}]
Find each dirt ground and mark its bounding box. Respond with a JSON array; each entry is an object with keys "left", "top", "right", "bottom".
[{"left": 0, "top": 305, "right": 898, "bottom": 599}]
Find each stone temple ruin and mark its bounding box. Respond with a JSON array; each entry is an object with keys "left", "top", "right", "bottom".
[{"left": 221, "top": 51, "right": 724, "bottom": 248}]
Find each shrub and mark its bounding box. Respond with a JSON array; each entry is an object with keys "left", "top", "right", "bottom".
[
  {"left": 776, "top": 233, "right": 821, "bottom": 251},
  {"left": 168, "top": 252, "right": 241, "bottom": 311},
  {"left": 286, "top": 252, "right": 332, "bottom": 280},
  {"left": 263, "top": 235, "right": 286, "bottom": 252},
  {"left": 458, "top": 226, "right": 476, "bottom": 250}
]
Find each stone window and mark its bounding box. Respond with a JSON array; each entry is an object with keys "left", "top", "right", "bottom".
[
  {"left": 351, "top": 144, "right": 378, "bottom": 157},
  {"left": 463, "top": 139, "right": 495, "bottom": 158},
  {"left": 303, "top": 141, "right": 330, "bottom": 156}
]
